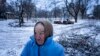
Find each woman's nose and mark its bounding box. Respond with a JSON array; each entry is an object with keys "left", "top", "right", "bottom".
[{"left": 36, "top": 34, "right": 41, "bottom": 39}]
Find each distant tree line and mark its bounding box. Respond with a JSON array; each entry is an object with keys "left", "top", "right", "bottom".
[
  {"left": 0, "top": 0, "right": 100, "bottom": 26},
  {"left": 6, "top": 0, "right": 36, "bottom": 27}
]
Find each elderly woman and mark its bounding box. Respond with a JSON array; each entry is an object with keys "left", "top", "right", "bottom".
[{"left": 21, "top": 20, "right": 64, "bottom": 56}]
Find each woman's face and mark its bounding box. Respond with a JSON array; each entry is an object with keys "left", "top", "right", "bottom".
[{"left": 34, "top": 23, "right": 45, "bottom": 45}]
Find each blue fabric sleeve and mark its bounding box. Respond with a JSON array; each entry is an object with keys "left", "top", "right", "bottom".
[
  {"left": 21, "top": 41, "right": 30, "bottom": 56},
  {"left": 60, "top": 48, "right": 65, "bottom": 56}
]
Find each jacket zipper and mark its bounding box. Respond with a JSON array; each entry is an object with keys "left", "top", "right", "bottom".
[{"left": 38, "top": 46, "right": 40, "bottom": 56}]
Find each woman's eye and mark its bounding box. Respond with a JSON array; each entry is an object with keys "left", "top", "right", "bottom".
[
  {"left": 34, "top": 31, "right": 44, "bottom": 35},
  {"left": 34, "top": 32, "right": 36, "bottom": 34},
  {"left": 39, "top": 33, "right": 42, "bottom": 35}
]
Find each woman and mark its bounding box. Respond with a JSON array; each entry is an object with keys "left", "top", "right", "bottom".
[{"left": 21, "top": 20, "right": 64, "bottom": 56}]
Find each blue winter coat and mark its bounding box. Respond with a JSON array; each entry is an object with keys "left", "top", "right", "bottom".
[{"left": 21, "top": 35, "right": 64, "bottom": 56}]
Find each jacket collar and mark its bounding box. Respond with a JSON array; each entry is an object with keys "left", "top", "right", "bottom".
[{"left": 30, "top": 35, "right": 53, "bottom": 46}]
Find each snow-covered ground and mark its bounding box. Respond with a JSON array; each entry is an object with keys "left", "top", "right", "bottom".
[{"left": 0, "top": 19, "right": 100, "bottom": 56}]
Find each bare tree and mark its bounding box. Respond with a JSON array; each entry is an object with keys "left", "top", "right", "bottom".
[
  {"left": 0, "top": 0, "right": 6, "bottom": 19},
  {"left": 23, "top": 0, "right": 36, "bottom": 20},
  {"left": 93, "top": 5, "right": 100, "bottom": 19},
  {"left": 80, "top": 0, "right": 91, "bottom": 19},
  {"left": 15, "top": 0, "right": 36, "bottom": 27},
  {"left": 15, "top": 0, "right": 24, "bottom": 27},
  {"left": 96, "top": 0, "right": 99, "bottom": 5},
  {"left": 64, "top": 0, "right": 81, "bottom": 22},
  {"left": 51, "top": 0, "right": 61, "bottom": 18},
  {"left": 51, "top": 7, "right": 62, "bottom": 18}
]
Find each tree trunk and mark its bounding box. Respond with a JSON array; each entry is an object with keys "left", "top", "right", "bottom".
[
  {"left": 74, "top": 15, "right": 78, "bottom": 22},
  {"left": 82, "top": 13, "right": 84, "bottom": 19},
  {"left": 19, "top": 9, "right": 24, "bottom": 27}
]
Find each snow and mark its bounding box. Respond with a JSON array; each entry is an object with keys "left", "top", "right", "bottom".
[
  {"left": 0, "top": 19, "right": 33, "bottom": 56},
  {"left": 0, "top": 19, "right": 100, "bottom": 56}
]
